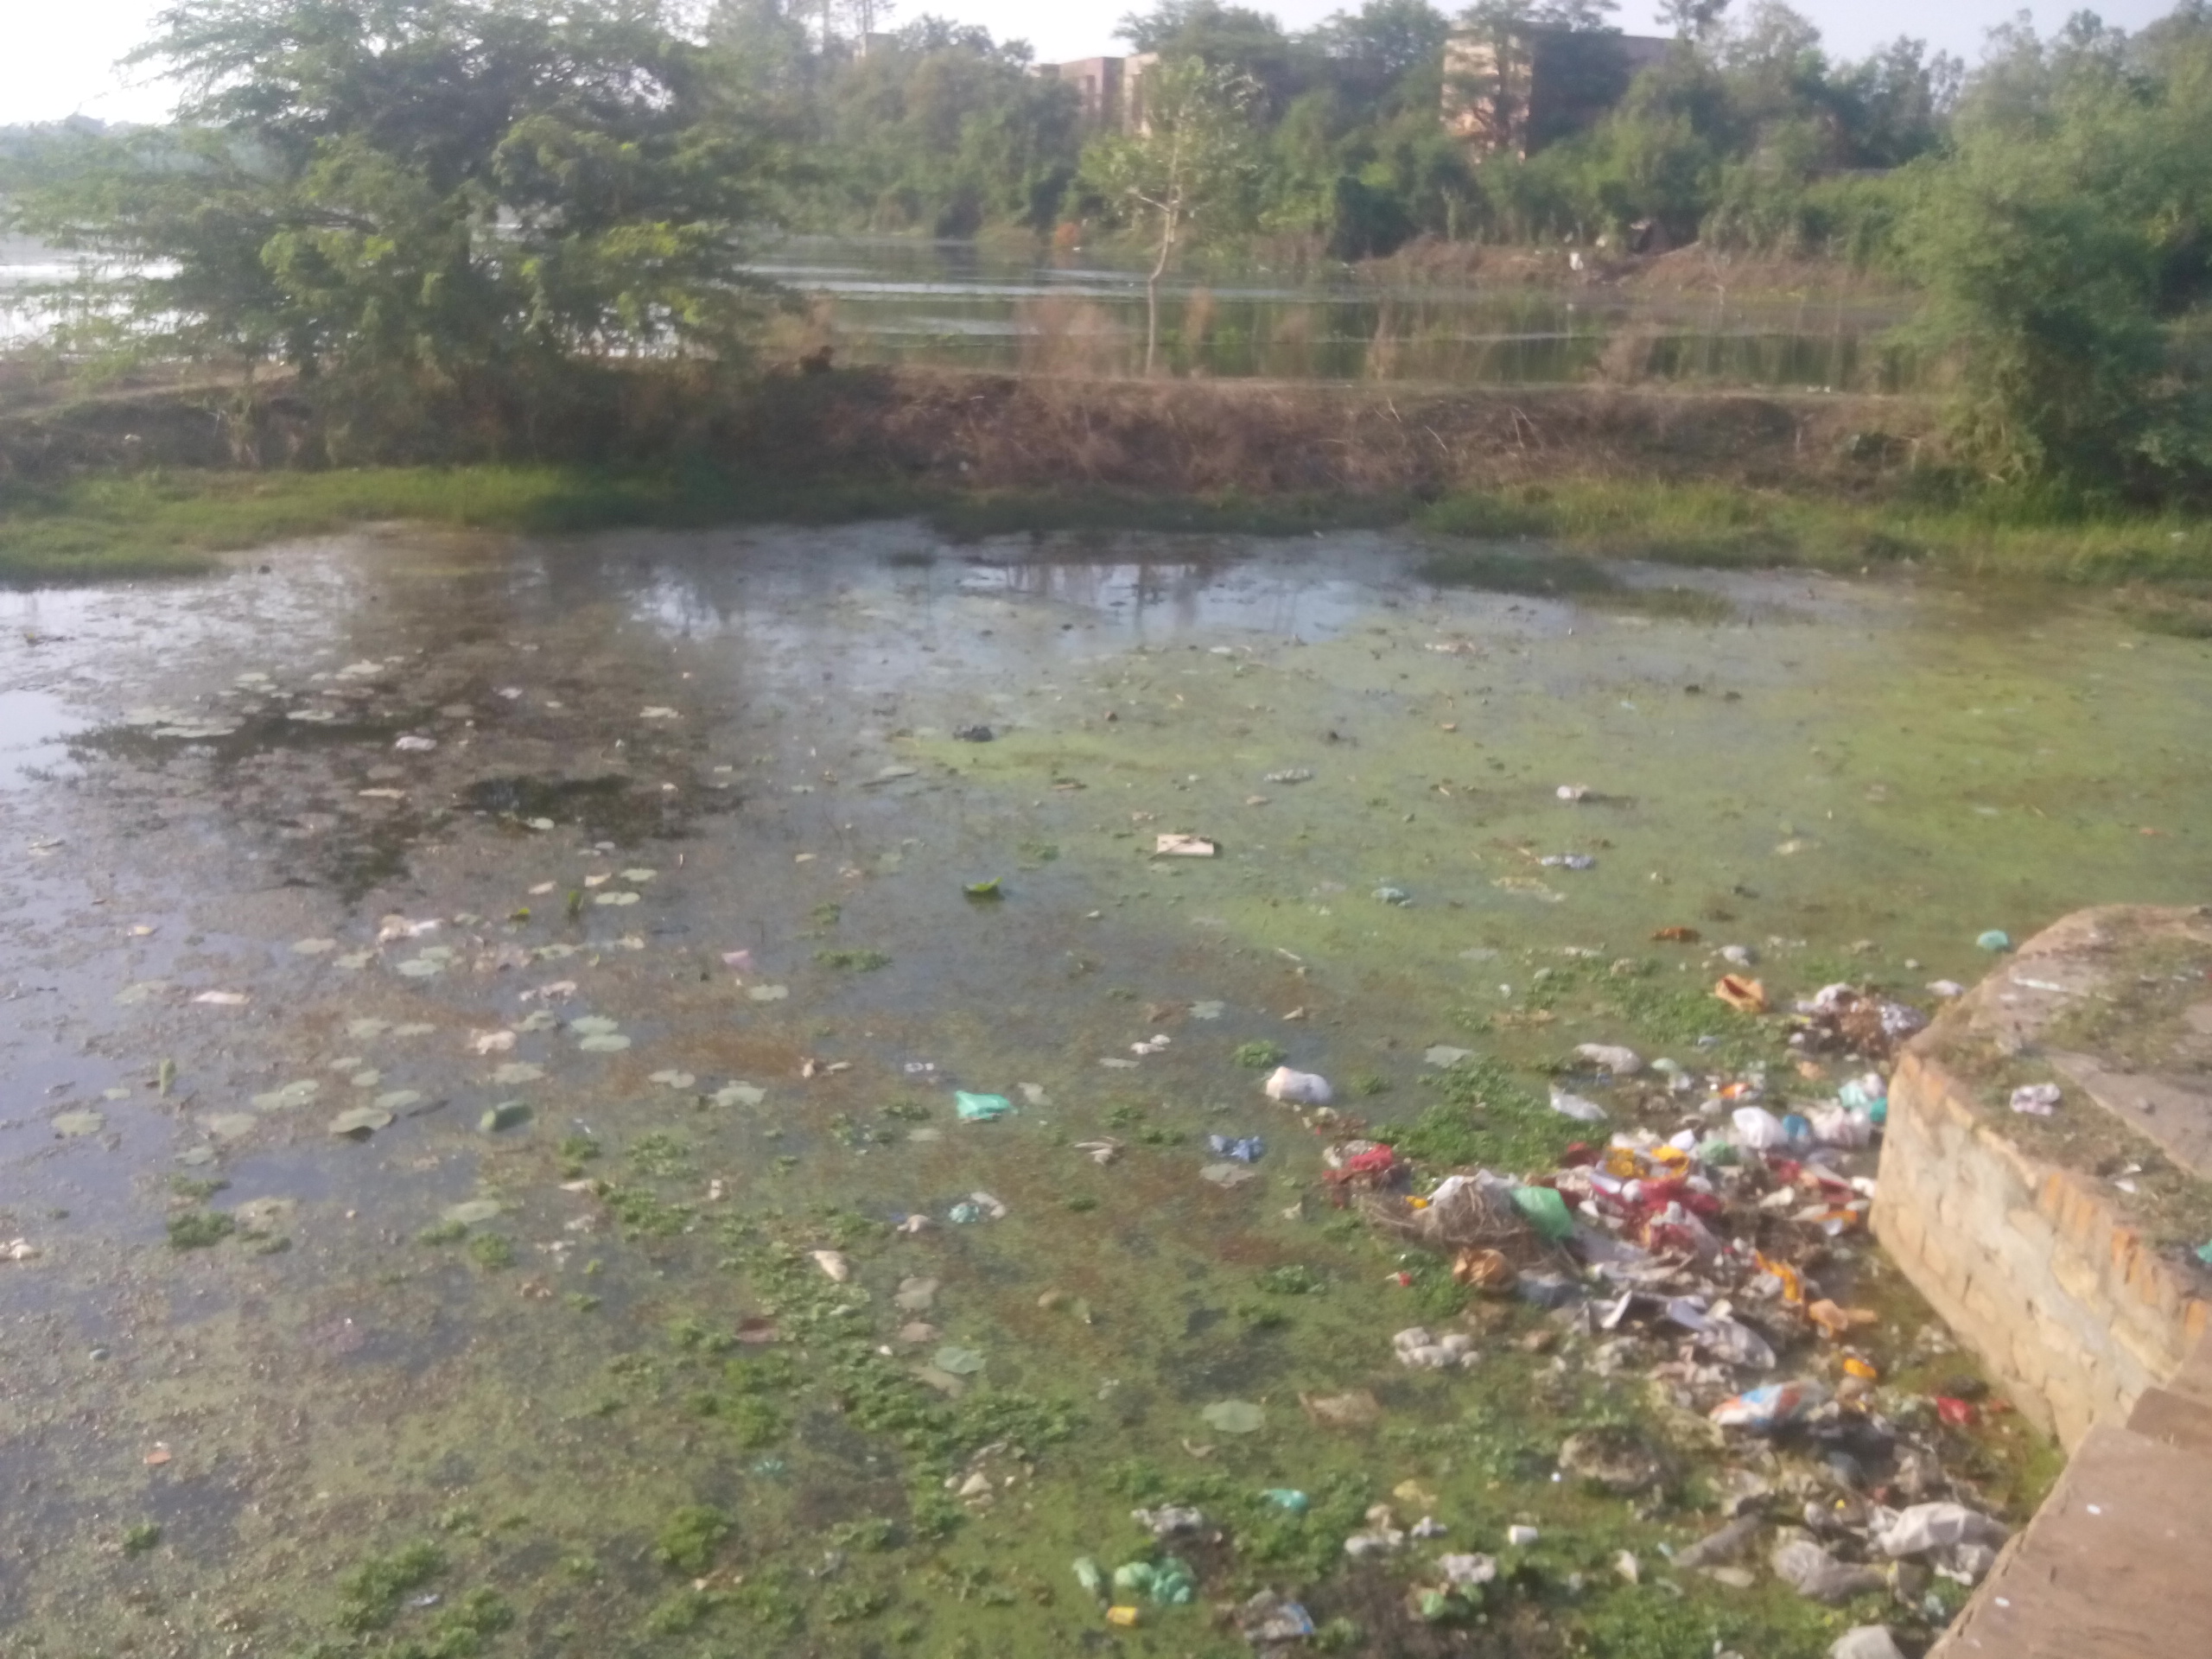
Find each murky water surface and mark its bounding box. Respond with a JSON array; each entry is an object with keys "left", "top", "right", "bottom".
[{"left": 1, "top": 527, "right": 2203, "bottom": 1657}]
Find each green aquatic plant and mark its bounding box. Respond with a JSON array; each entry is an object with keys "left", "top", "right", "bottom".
[
  {"left": 166, "top": 1210, "right": 234, "bottom": 1249},
  {"left": 655, "top": 1506, "right": 734, "bottom": 1575},
  {"left": 336, "top": 1541, "right": 445, "bottom": 1633}
]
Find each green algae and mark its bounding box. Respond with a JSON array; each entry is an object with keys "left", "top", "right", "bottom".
[
  {"left": 15, "top": 528, "right": 2186, "bottom": 1659},
  {"left": 165, "top": 1208, "right": 234, "bottom": 1249}
]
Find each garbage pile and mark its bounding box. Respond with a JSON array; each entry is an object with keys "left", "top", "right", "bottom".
[{"left": 1291, "top": 1038, "right": 2016, "bottom": 1643}]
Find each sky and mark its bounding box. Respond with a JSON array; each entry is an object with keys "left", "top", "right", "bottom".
[{"left": 0, "top": 0, "right": 2183, "bottom": 126}]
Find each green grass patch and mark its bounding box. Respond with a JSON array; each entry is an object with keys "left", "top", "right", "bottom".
[
  {"left": 1416, "top": 476, "right": 2212, "bottom": 585},
  {"left": 1385, "top": 1057, "right": 1581, "bottom": 1173},
  {"left": 165, "top": 1209, "right": 235, "bottom": 1249}
]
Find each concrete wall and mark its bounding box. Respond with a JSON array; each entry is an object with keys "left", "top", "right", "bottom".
[{"left": 1875, "top": 1047, "right": 2210, "bottom": 1448}]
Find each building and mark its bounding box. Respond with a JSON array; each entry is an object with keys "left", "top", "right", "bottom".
[
  {"left": 1037, "top": 53, "right": 1160, "bottom": 132},
  {"left": 1444, "top": 28, "right": 1671, "bottom": 156}
]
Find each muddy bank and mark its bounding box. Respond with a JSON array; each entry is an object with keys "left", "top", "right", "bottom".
[{"left": 0, "top": 365, "right": 1934, "bottom": 493}]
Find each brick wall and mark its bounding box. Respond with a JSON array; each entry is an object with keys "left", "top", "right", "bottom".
[{"left": 1874, "top": 1049, "right": 2209, "bottom": 1449}]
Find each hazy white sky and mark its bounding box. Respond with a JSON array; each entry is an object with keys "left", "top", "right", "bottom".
[{"left": 1, "top": 0, "right": 2183, "bottom": 125}]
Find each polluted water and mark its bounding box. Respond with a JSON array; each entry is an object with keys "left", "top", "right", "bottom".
[{"left": 2, "top": 522, "right": 2202, "bottom": 1656}]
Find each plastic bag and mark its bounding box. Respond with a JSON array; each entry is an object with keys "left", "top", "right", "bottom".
[
  {"left": 1732, "top": 1106, "right": 1788, "bottom": 1150},
  {"left": 1810, "top": 1106, "right": 1874, "bottom": 1148},
  {"left": 1710, "top": 1379, "right": 1828, "bottom": 1430},
  {"left": 1771, "top": 1539, "right": 1886, "bottom": 1602},
  {"left": 1264, "top": 1066, "right": 1332, "bottom": 1106},
  {"left": 955, "top": 1090, "right": 1013, "bottom": 1122},
  {"left": 1829, "top": 1630, "right": 1905, "bottom": 1659},
  {"left": 1872, "top": 1503, "right": 2008, "bottom": 1559},
  {"left": 1509, "top": 1184, "right": 1575, "bottom": 1242},
  {"left": 1549, "top": 1087, "right": 1608, "bottom": 1123}
]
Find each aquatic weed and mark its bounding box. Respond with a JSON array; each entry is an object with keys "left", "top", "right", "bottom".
[
  {"left": 465, "top": 1233, "right": 516, "bottom": 1270},
  {"left": 336, "top": 1540, "right": 445, "bottom": 1632},
  {"left": 815, "top": 947, "right": 892, "bottom": 971},
  {"left": 1234, "top": 1039, "right": 1287, "bottom": 1069},
  {"left": 166, "top": 1210, "right": 235, "bottom": 1249},
  {"left": 122, "top": 1522, "right": 162, "bottom": 1556},
  {"left": 627, "top": 1130, "right": 696, "bottom": 1179},
  {"left": 655, "top": 1506, "right": 734, "bottom": 1574},
  {"left": 1389, "top": 1058, "right": 1576, "bottom": 1173}
]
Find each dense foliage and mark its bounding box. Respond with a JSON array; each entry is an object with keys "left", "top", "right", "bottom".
[
  {"left": 3, "top": 0, "right": 780, "bottom": 454},
  {"left": 1902, "top": 8, "right": 2212, "bottom": 494},
  {"left": 721, "top": 0, "right": 1961, "bottom": 262},
  {"left": 2, "top": 0, "right": 2209, "bottom": 494}
]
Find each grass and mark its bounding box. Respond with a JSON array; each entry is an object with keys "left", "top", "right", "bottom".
[
  {"left": 4, "top": 458, "right": 2208, "bottom": 591},
  {"left": 1414, "top": 476, "right": 2212, "bottom": 585}
]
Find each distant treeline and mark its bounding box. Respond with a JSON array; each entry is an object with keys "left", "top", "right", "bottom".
[
  {"left": 0, "top": 0, "right": 2206, "bottom": 498},
  {"left": 725, "top": 0, "right": 1955, "bottom": 261}
]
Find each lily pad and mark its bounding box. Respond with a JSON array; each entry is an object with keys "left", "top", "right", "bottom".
[
  {"left": 251, "top": 1081, "right": 321, "bottom": 1111},
  {"left": 480, "top": 1102, "right": 532, "bottom": 1133},
  {"left": 347, "top": 1069, "right": 382, "bottom": 1089},
  {"left": 569, "top": 1016, "right": 621, "bottom": 1037},
  {"left": 593, "top": 890, "right": 639, "bottom": 907},
  {"left": 176, "top": 1145, "right": 218, "bottom": 1167},
  {"left": 52, "top": 1111, "right": 106, "bottom": 1138},
  {"left": 293, "top": 938, "right": 338, "bottom": 956},
  {"left": 393, "top": 1022, "right": 436, "bottom": 1037},
  {"left": 934, "top": 1345, "right": 987, "bottom": 1376},
  {"left": 517, "top": 1010, "right": 559, "bottom": 1033},
  {"left": 397, "top": 957, "right": 443, "bottom": 978},
  {"left": 712, "top": 1083, "right": 766, "bottom": 1107},
  {"left": 333, "top": 951, "right": 376, "bottom": 970},
  {"left": 649, "top": 1070, "right": 697, "bottom": 1090},
  {"left": 115, "top": 981, "right": 171, "bottom": 1006},
  {"left": 747, "top": 984, "right": 790, "bottom": 1002},
  {"left": 201, "top": 1113, "right": 258, "bottom": 1141},
  {"left": 620, "top": 868, "right": 657, "bottom": 882},
  {"left": 577, "top": 1033, "right": 631, "bottom": 1053},
  {"left": 374, "top": 1090, "right": 427, "bottom": 1114},
  {"left": 328, "top": 1106, "right": 394, "bottom": 1138},
  {"left": 489, "top": 1062, "right": 544, "bottom": 1085},
  {"left": 1201, "top": 1400, "right": 1267, "bottom": 1434},
  {"left": 442, "top": 1199, "right": 503, "bottom": 1226}
]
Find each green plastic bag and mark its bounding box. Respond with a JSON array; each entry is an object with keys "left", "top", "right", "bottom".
[
  {"left": 1510, "top": 1183, "right": 1574, "bottom": 1242},
  {"left": 955, "top": 1090, "right": 1013, "bottom": 1122}
]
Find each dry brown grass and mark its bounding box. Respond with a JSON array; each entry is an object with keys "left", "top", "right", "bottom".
[{"left": 721, "top": 368, "right": 1936, "bottom": 499}]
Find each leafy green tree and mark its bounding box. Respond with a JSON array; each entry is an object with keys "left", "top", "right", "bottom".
[
  {"left": 2, "top": 0, "right": 780, "bottom": 458},
  {"left": 1116, "top": 1, "right": 1310, "bottom": 117},
  {"left": 1079, "top": 57, "right": 1261, "bottom": 372},
  {"left": 800, "top": 18, "right": 1077, "bottom": 233},
  {"left": 1900, "top": 9, "right": 2212, "bottom": 493}
]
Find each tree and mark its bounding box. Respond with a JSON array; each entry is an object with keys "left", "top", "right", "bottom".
[
  {"left": 1310, "top": 0, "right": 1452, "bottom": 82},
  {"left": 1, "top": 0, "right": 780, "bottom": 457},
  {"left": 1900, "top": 10, "right": 2212, "bottom": 493},
  {"left": 1077, "top": 58, "right": 1260, "bottom": 373},
  {"left": 1658, "top": 0, "right": 1728, "bottom": 43},
  {"left": 1116, "top": 2, "right": 1308, "bottom": 116}
]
